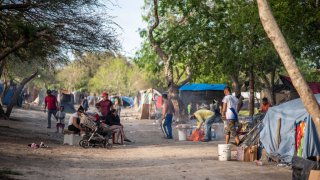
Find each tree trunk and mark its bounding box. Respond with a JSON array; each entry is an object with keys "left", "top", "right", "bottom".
[
  {"left": 231, "top": 74, "right": 241, "bottom": 97},
  {"left": 249, "top": 68, "right": 255, "bottom": 116},
  {"left": 231, "top": 74, "right": 244, "bottom": 112},
  {"left": 148, "top": 0, "right": 192, "bottom": 121},
  {"left": 257, "top": 0, "right": 320, "bottom": 135},
  {"left": 5, "top": 71, "right": 38, "bottom": 117}
]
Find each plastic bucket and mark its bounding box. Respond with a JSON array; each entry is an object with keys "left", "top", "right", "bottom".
[
  {"left": 218, "top": 144, "right": 231, "bottom": 161},
  {"left": 178, "top": 128, "right": 187, "bottom": 141}
]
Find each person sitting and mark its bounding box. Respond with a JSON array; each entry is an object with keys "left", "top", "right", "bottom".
[
  {"left": 94, "top": 103, "right": 127, "bottom": 144},
  {"left": 106, "top": 109, "right": 132, "bottom": 143},
  {"left": 67, "top": 106, "right": 85, "bottom": 134},
  {"left": 261, "top": 97, "right": 271, "bottom": 113}
]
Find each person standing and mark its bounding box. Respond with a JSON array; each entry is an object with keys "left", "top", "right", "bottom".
[
  {"left": 187, "top": 102, "right": 192, "bottom": 116},
  {"left": 192, "top": 105, "right": 216, "bottom": 142},
  {"left": 55, "top": 105, "right": 66, "bottom": 133},
  {"left": 113, "top": 97, "right": 122, "bottom": 117},
  {"left": 222, "top": 86, "right": 240, "bottom": 145},
  {"left": 260, "top": 97, "right": 271, "bottom": 113},
  {"left": 44, "top": 90, "right": 58, "bottom": 129},
  {"left": 81, "top": 95, "right": 89, "bottom": 112},
  {"left": 161, "top": 94, "right": 175, "bottom": 139},
  {"left": 97, "top": 92, "right": 113, "bottom": 122}
]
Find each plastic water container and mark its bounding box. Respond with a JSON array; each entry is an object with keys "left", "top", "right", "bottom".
[
  {"left": 178, "top": 128, "right": 187, "bottom": 141},
  {"left": 218, "top": 144, "right": 231, "bottom": 161}
]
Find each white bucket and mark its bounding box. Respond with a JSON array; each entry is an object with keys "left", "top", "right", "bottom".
[
  {"left": 178, "top": 129, "right": 187, "bottom": 141},
  {"left": 218, "top": 144, "right": 231, "bottom": 161}
]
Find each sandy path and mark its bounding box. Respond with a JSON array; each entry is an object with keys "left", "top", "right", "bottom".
[{"left": 0, "top": 108, "right": 291, "bottom": 180}]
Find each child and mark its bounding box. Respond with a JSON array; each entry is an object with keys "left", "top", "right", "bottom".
[{"left": 55, "top": 106, "right": 66, "bottom": 133}]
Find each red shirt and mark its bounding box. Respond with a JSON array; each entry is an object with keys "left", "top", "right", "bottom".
[
  {"left": 261, "top": 103, "right": 271, "bottom": 113},
  {"left": 45, "top": 95, "right": 57, "bottom": 110},
  {"left": 98, "top": 99, "right": 113, "bottom": 116}
]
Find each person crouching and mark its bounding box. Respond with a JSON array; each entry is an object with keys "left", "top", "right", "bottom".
[{"left": 192, "top": 104, "right": 216, "bottom": 142}]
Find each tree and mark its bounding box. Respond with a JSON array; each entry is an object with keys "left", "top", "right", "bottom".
[
  {"left": 0, "top": 0, "right": 120, "bottom": 77},
  {"left": 257, "top": 0, "right": 320, "bottom": 135}
]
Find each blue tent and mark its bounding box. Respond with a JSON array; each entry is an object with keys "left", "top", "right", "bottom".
[
  {"left": 179, "top": 83, "right": 226, "bottom": 114},
  {"left": 260, "top": 94, "right": 320, "bottom": 163},
  {"left": 121, "top": 96, "right": 134, "bottom": 107}
]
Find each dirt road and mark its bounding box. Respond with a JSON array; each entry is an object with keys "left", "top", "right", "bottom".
[{"left": 0, "top": 108, "right": 291, "bottom": 180}]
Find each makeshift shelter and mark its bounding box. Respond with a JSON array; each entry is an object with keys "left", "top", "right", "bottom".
[
  {"left": 269, "top": 75, "right": 320, "bottom": 104},
  {"left": 260, "top": 94, "right": 320, "bottom": 163},
  {"left": 121, "top": 96, "right": 134, "bottom": 107},
  {"left": 60, "top": 90, "right": 76, "bottom": 113},
  {"left": 137, "top": 88, "right": 161, "bottom": 119},
  {"left": 179, "top": 84, "right": 226, "bottom": 114}
]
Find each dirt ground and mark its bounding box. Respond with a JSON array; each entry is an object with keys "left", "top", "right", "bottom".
[{"left": 0, "top": 107, "right": 292, "bottom": 180}]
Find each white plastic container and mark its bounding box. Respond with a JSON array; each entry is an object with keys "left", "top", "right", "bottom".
[
  {"left": 218, "top": 144, "right": 231, "bottom": 161},
  {"left": 178, "top": 128, "right": 187, "bottom": 141}
]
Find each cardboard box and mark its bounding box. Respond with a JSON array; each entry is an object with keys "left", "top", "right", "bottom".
[
  {"left": 309, "top": 170, "right": 320, "bottom": 180},
  {"left": 237, "top": 145, "right": 258, "bottom": 162}
]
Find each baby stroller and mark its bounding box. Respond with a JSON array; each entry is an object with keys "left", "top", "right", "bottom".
[{"left": 79, "top": 114, "right": 112, "bottom": 149}]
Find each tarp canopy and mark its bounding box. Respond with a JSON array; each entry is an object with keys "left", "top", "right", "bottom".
[
  {"left": 280, "top": 75, "right": 320, "bottom": 94},
  {"left": 260, "top": 94, "right": 320, "bottom": 163},
  {"left": 179, "top": 83, "right": 226, "bottom": 91},
  {"left": 121, "top": 96, "right": 134, "bottom": 107}
]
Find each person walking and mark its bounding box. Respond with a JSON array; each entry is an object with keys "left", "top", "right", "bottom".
[
  {"left": 44, "top": 90, "right": 58, "bottom": 129},
  {"left": 161, "top": 94, "right": 175, "bottom": 139},
  {"left": 222, "top": 86, "right": 240, "bottom": 145}
]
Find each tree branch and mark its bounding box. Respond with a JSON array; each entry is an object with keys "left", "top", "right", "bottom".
[
  {"left": 148, "top": 0, "right": 169, "bottom": 62},
  {"left": 0, "top": 0, "right": 32, "bottom": 11},
  {"left": 175, "top": 66, "right": 187, "bottom": 84},
  {"left": 0, "top": 29, "right": 49, "bottom": 61},
  {"left": 178, "top": 66, "right": 192, "bottom": 87}
]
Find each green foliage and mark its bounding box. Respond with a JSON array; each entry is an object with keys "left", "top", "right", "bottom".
[
  {"left": 56, "top": 52, "right": 160, "bottom": 95},
  {"left": 136, "top": 0, "right": 320, "bottom": 89}
]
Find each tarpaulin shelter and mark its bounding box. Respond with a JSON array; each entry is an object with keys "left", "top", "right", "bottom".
[
  {"left": 179, "top": 84, "right": 226, "bottom": 114},
  {"left": 260, "top": 94, "right": 320, "bottom": 163},
  {"left": 271, "top": 75, "right": 320, "bottom": 104},
  {"left": 136, "top": 88, "right": 161, "bottom": 119},
  {"left": 60, "top": 90, "right": 76, "bottom": 113},
  {"left": 121, "top": 96, "right": 134, "bottom": 107}
]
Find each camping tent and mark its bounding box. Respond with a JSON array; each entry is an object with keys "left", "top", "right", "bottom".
[
  {"left": 260, "top": 94, "right": 320, "bottom": 163},
  {"left": 179, "top": 83, "right": 226, "bottom": 114},
  {"left": 121, "top": 96, "right": 134, "bottom": 107}
]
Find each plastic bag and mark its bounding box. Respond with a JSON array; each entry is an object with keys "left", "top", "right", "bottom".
[{"left": 187, "top": 129, "right": 205, "bottom": 142}]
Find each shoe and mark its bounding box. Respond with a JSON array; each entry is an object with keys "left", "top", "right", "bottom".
[
  {"left": 201, "top": 139, "right": 209, "bottom": 142},
  {"left": 47, "top": 127, "right": 51, "bottom": 129},
  {"left": 124, "top": 138, "right": 132, "bottom": 142}
]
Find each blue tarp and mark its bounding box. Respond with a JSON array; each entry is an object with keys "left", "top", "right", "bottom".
[
  {"left": 260, "top": 94, "right": 320, "bottom": 163},
  {"left": 122, "top": 96, "right": 134, "bottom": 107},
  {"left": 179, "top": 83, "right": 226, "bottom": 91},
  {"left": 2, "top": 86, "right": 15, "bottom": 105}
]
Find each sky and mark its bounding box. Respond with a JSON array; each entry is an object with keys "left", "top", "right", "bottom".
[{"left": 109, "top": 0, "right": 147, "bottom": 58}]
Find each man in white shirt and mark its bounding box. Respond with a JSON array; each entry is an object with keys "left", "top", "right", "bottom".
[{"left": 222, "top": 86, "right": 240, "bottom": 145}]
